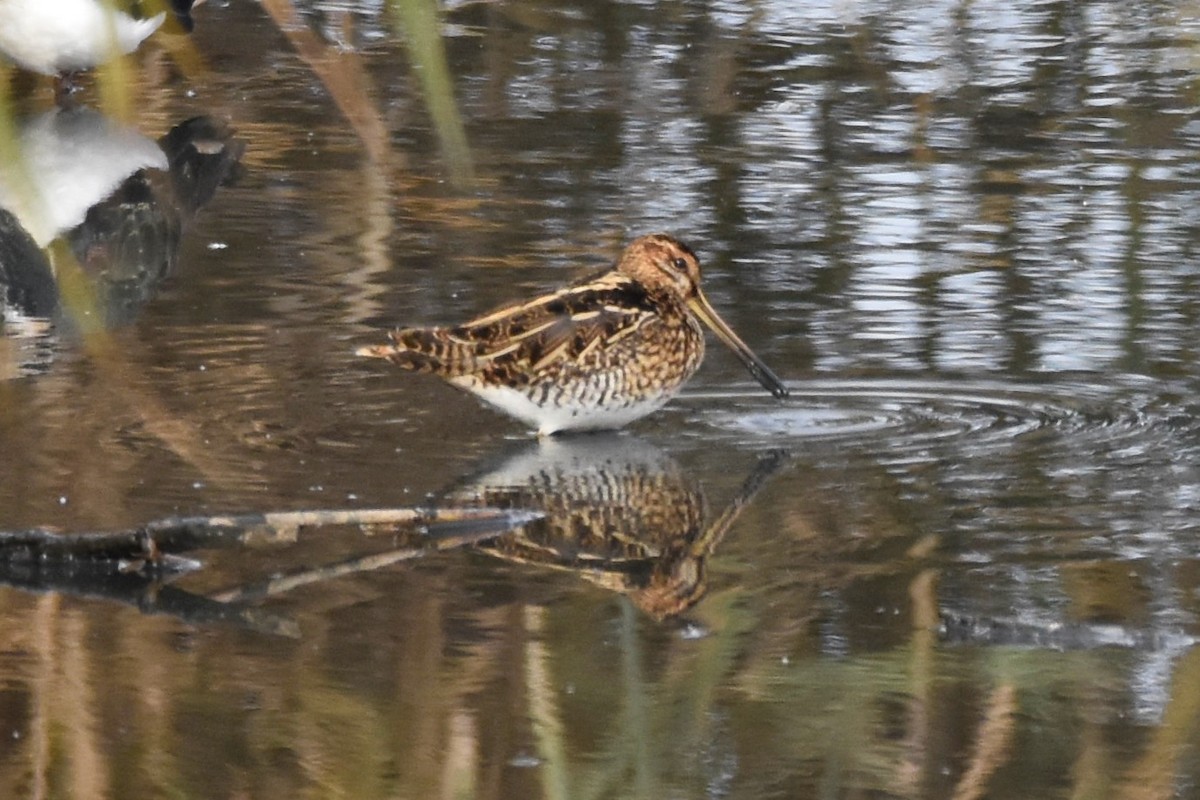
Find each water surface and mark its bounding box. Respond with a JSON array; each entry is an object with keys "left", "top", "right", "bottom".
[{"left": 1, "top": 1, "right": 1200, "bottom": 797}]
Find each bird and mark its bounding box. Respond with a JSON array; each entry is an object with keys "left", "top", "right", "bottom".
[
  {"left": 447, "top": 437, "right": 791, "bottom": 618},
  {"left": 0, "top": 0, "right": 202, "bottom": 79},
  {"left": 0, "top": 109, "right": 243, "bottom": 336},
  {"left": 357, "top": 233, "right": 789, "bottom": 435},
  {"left": 0, "top": 105, "right": 169, "bottom": 248}
]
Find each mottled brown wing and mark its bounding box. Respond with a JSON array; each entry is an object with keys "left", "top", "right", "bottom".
[
  {"left": 359, "top": 271, "right": 659, "bottom": 379},
  {"left": 452, "top": 273, "right": 659, "bottom": 380}
]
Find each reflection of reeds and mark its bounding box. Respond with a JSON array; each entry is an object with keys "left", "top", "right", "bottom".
[
  {"left": 0, "top": 527, "right": 1195, "bottom": 798},
  {"left": 0, "top": 74, "right": 15, "bottom": 171},
  {"left": 0, "top": 78, "right": 37, "bottom": 242},
  {"left": 387, "top": 0, "right": 474, "bottom": 186},
  {"left": 524, "top": 605, "right": 570, "bottom": 800},
  {"left": 953, "top": 684, "right": 1018, "bottom": 800},
  {"left": 258, "top": 0, "right": 391, "bottom": 164},
  {"left": 256, "top": 0, "right": 475, "bottom": 185},
  {"left": 46, "top": 240, "right": 108, "bottom": 341},
  {"left": 95, "top": 38, "right": 136, "bottom": 123},
  {"left": 1119, "top": 645, "right": 1200, "bottom": 800}
]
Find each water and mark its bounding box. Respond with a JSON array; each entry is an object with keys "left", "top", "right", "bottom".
[{"left": 2, "top": 0, "right": 1200, "bottom": 797}]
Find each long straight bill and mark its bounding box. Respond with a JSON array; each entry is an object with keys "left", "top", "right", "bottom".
[{"left": 688, "top": 292, "right": 789, "bottom": 399}]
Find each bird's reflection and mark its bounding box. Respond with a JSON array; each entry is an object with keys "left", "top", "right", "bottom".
[
  {"left": 0, "top": 106, "right": 169, "bottom": 247},
  {"left": 0, "top": 105, "right": 243, "bottom": 346},
  {"left": 448, "top": 435, "right": 789, "bottom": 618}
]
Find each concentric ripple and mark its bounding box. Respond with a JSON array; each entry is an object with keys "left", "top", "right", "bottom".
[{"left": 680, "top": 377, "right": 1157, "bottom": 452}]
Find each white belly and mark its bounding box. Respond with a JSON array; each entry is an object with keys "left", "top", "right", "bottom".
[{"left": 455, "top": 380, "right": 673, "bottom": 436}]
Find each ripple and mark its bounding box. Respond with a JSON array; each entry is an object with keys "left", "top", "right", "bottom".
[{"left": 684, "top": 377, "right": 1151, "bottom": 449}]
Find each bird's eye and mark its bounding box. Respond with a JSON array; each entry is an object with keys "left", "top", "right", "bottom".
[{"left": 671, "top": 257, "right": 689, "bottom": 272}]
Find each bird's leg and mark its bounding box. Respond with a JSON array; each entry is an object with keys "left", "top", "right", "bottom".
[{"left": 54, "top": 72, "right": 83, "bottom": 106}]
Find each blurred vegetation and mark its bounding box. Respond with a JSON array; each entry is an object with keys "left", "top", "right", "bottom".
[
  {"left": 0, "top": 560, "right": 1195, "bottom": 799},
  {"left": 388, "top": 0, "right": 474, "bottom": 186}
]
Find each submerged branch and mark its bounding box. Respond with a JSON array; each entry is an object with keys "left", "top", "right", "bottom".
[
  {"left": 0, "top": 506, "right": 543, "bottom": 570},
  {"left": 0, "top": 505, "right": 541, "bottom": 633},
  {"left": 210, "top": 517, "right": 508, "bottom": 604},
  {"left": 0, "top": 564, "right": 299, "bottom": 637}
]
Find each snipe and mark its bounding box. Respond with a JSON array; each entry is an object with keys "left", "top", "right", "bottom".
[
  {"left": 357, "top": 233, "right": 789, "bottom": 435},
  {"left": 447, "top": 437, "right": 793, "bottom": 618}
]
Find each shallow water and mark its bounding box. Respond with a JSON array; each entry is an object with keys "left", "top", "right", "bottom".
[{"left": 2, "top": 0, "right": 1200, "bottom": 797}]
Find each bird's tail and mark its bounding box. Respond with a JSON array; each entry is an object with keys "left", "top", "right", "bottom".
[
  {"left": 116, "top": 13, "right": 167, "bottom": 53},
  {"left": 356, "top": 328, "right": 479, "bottom": 376}
]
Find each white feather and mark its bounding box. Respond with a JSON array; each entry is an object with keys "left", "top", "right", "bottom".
[
  {"left": 0, "top": 107, "right": 168, "bottom": 246},
  {"left": 0, "top": 0, "right": 164, "bottom": 75},
  {"left": 455, "top": 380, "right": 673, "bottom": 436}
]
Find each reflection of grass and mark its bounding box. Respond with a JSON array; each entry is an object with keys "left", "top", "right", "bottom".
[
  {"left": 1121, "top": 645, "right": 1200, "bottom": 798},
  {"left": 521, "top": 577, "right": 1197, "bottom": 800},
  {"left": 3, "top": 565, "right": 1197, "bottom": 799},
  {"left": 388, "top": 0, "right": 474, "bottom": 187},
  {"left": 0, "top": 72, "right": 31, "bottom": 217},
  {"left": 95, "top": 50, "right": 134, "bottom": 123},
  {"left": 46, "top": 241, "right": 110, "bottom": 348},
  {"left": 0, "top": 70, "right": 12, "bottom": 152}
]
